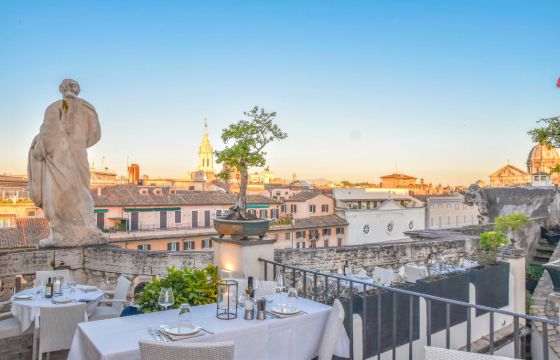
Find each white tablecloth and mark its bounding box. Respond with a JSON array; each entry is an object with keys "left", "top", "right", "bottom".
[
  {"left": 68, "top": 293, "right": 350, "bottom": 360},
  {"left": 11, "top": 286, "right": 104, "bottom": 331}
]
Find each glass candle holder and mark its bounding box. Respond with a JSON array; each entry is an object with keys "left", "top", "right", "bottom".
[
  {"left": 216, "top": 279, "right": 238, "bottom": 320},
  {"left": 53, "top": 276, "right": 64, "bottom": 296}
]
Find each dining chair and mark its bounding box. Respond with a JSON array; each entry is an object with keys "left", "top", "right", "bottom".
[
  {"left": 33, "top": 302, "right": 86, "bottom": 360},
  {"left": 231, "top": 278, "right": 277, "bottom": 297},
  {"left": 138, "top": 340, "right": 234, "bottom": 360},
  {"left": 424, "top": 346, "right": 514, "bottom": 360},
  {"left": 35, "top": 270, "right": 71, "bottom": 286},
  {"left": 317, "top": 299, "right": 345, "bottom": 360},
  {"left": 90, "top": 275, "right": 131, "bottom": 321}
]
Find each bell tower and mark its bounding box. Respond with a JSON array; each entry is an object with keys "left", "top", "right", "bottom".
[{"left": 198, "top": 119, "right": 214, "bottom": 172}]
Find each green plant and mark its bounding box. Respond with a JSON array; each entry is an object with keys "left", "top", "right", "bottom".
[
  {"left": 215, "top": 106, "right": 287, "bottom": 220},
  {"left": 528, "top": 116, "right": 560, "bottom": 148},
  {"left": 136, "top": 264, "right": 219, "bottom": 313},
  {"left": 526, "top": 265, "right": 544, "bottom": 281},
  {"left": 495, "top": 213, "right": 530, "bottom": 233},
  {"left": 526, "top": 291, "right": 533, "bottom": 314},
  {"left": 478, "top": 231, "right": 508, "bottom": 265}
]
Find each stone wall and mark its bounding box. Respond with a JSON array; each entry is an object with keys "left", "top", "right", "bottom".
[{"left": 274, "top": 237, "right": 477, "bottom": 275}]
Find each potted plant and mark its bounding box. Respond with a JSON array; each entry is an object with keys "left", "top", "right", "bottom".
[
  {"left": 214, "top": 106, "right": 287, "bottom": 240},
  {"left": 494, "top": 213, "right": 530, "bottom": 251},
  {"left": 526, "top": 265, "right": 544, "bottom": 293}
]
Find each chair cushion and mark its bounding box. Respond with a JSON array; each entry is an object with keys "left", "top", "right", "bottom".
[
  {"left": 0, "top": 318, "right": 22, "bottom": 339},
  {"left": 90, "top": 306, "right": 121, "bottom": 321}
]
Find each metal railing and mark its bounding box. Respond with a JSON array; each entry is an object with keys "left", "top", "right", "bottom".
[{"left": 259, "top": 258, "right": 559, "bottom": 360}]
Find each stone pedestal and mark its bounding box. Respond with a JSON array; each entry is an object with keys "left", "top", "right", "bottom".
[
  {"left": 499, "top": 248, "right": 526, "bottom": 315},
  {"left": 212, "top": 236, "right": 276, "bottom": 280}
]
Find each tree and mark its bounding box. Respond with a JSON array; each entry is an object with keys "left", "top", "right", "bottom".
[
  {"left": 215, "top": 106, "right": 287, "bottom": 220},
  {"left": 528, "top": 116, "right": 560, "bottom": 147}
]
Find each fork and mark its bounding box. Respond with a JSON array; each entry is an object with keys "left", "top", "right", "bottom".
[{"left": 148, "top": 328, "right": 162, "bottom": 342}]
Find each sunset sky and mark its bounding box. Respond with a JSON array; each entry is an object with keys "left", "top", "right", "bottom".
[{"left": 0, "top": 1, "right": 559, "bottom": 185}]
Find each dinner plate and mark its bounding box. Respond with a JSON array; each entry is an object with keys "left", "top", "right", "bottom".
[
  {"left": 160, "top": 323, "right": 200, "bottom": 336},
  {"left": 14, "top": 294, "right": 32, "bottom": 300},
  {"left": 271, "top": 305, "right": 301, "bottom": 315},
  {"left": 53, "top": 296, "right": 73, "bottom": 304}
]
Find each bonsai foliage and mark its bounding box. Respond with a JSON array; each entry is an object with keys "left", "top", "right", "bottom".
[
  {"left": 136, "top": 264, "right": 219, "bottom": 312},
  {"left": 478, "top": 231, "right": 508, "bottom": 265},
  {"left": 528, "top": 116, "right": 560, "bottom": 148},
  {"left": 215, "top": 106, "right": 287, "bottom": 220},
  {"left": 494, "top": 213, "right": 530, "bottom": 233}
]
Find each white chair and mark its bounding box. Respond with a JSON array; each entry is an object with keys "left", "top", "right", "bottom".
[
  {"left": 90, "top": 275, "right": 131, "bottom": 321},
  {"left": 139, "top": 340, "right": 234, "bottom": 360},
  {"left": 317, "top": 299, "right": 345, "bottom": 360},
  {"left": 33, "top": 302, "right": 86, "bottom": 360},
  {"left": 424, "top": 346, "right": 515, "bottom": 360},
  {"left": 231, "top": 278, "right": 277, "bottom": 298},
  {"left": 35, "top": 270, "right": 71, "bottom": 285}
]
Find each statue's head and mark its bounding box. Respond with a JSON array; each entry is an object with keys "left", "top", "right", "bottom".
[{"left": 59, "top": 79, "right": 80, "bottom": 98}]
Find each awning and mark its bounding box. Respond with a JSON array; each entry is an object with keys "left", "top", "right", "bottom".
[
  {"left": 124, "top": 207, "right": 181, "bottom": 212},
  {"left": 247, "top": 205, "right": 270, "bottom": 209},
  {"left": 94, "top": 209, "right": 108, "bottom": 213}
]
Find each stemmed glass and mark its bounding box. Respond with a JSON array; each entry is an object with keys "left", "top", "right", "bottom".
[
  {"left": 35, "top": 280, "right": 44, "bottom": 299},
  {"left": 158, "top": 288, "right": 175, "bottom": 326}
]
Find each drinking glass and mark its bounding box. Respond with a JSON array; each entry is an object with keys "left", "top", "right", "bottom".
[
  {"left": 275, "top": 272, "right": 287, "bottom": 304},
  {"left": 178, "top": 303, "right": 192, "bottom": 323},
  {"left": 158, "top": 288, "right": 175, "bottom": 326},
  {"left": 286, "top": 287, "right": 299, "bottom": 311},
  {"left": 35, "top": 280, "right": 44, "bottom": 299}
]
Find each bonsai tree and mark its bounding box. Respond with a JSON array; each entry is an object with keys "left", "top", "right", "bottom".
[
  {"left": 494, "top": 213, "right": 529, "bottom": 249},
  {"left": 215, "top": 106, "right": 287, "bottom": 220}
]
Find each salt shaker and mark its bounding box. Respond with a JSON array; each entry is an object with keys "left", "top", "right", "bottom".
[
  {"left": 244, "top": 298, "right": 255, "bottom": 320},
  {"left": 256, "top": 297, "right": 267, "bottom": 320}
]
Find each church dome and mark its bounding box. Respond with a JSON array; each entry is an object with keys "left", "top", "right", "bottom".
[{"left": 527, "top": 144, "right": 560, "bottom": 173}]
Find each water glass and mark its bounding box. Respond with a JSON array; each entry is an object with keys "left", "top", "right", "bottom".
[
  {"left": 178, "top": 303, "right": 192, "bottom": 323},
  {"left": 286, "top": 287, "right": 299, "bottom": 311},
  {"left": 275, "top": 272, "right": 287, "bottom": 303}
]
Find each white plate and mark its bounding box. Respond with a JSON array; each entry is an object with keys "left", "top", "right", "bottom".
[
  {"left": 53, "top": 296, "right": 73, "bottom": 304},
  {"left": 14, "top": 294, "right": 32, "bottom": 300},
  {"left": 271, "top": 305, "right": 301, "bottom": 315},
  {"left": 160, "top": 323, "right": 200, "bottom": 336}
]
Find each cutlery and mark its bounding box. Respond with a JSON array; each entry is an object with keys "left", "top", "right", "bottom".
[
  {"left": 199, "top": 327, "right": 214, "bottom": 334},
  {"left": 156, "top": 330, "right": 168, "bottom": 342},
  {"left": 148, "top": 329, "right": 160, "bottom": 341}
]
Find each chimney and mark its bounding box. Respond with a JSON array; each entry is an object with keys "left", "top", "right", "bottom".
[{"left": 128, "top": 163, "right": 140, "bottom": 185}]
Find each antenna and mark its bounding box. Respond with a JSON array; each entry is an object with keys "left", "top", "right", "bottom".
[{"left": 204, "top": 118, "right": 208, "bottom": 132}]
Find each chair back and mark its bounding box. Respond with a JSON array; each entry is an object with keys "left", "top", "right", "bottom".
[
  {"left": 424, "top": 346, "right": 515, "bottom": 360},
  {"left": 39, "top": 302, "right": 86, "bottom": 353},
  {"left": 35, "top": 270, "right": 71, "bottom": 286},
  {"left": 139, "top": 340, "right": 234, "bottom": 360},
  {"left": 255, "top": 280, "right": 277, "bottom": 297},
  {"left": 112, "top": 276, "right": 131, "bottom": 314},
  {"left": 317, "top": 299, "right": 345, "bottom": 360}
]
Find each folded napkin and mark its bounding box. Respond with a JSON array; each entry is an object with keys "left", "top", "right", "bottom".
[
  {"left": 14, "top": 294, "right": 32, "bottom": 300},
  {"left": 268, "top": 310, "right": 304, "bottom": 318},
  {"left": 77, "top": 285, "right": 98, "bottom": 293},
  {"left": 160, "top": 329, "right": 205, "bottom": 341}
]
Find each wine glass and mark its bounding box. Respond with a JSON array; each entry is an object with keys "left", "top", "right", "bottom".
[
  {"left": 286, "top": 287, "right": 299, "bottom": 312},
  {"left": 35, "top": 280, "right": 44, "bottom": 299},
  {"left": 158, "top": 288, "right": 175, "bottom": 326}
]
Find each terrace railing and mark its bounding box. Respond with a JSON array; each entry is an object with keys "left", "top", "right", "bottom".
[{"left": 259, "top": 258, "right": 559, "bottom": 360}]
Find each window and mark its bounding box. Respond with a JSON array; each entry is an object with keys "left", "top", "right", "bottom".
[
  {"left": 290, "top": 204, "right": 297, "bottom": 214},
  {"left": 285, "top": 232, "right": 291, "bottom": 241},
  {"left": 189, "top": 186, "right": 195, "bottom": 190},
  {"left": 280, "top": 204, "right": 287, "bottom": 213},
  {"left": 271, "top": 209, "right": 279, "bottom": 219},
  {"left": 296, "top": 231, "right": 305, "bottom": 239},
  {"left": 337, "top": 238, "right": 342, "bottom": 247},
  {"left": 429, "top": 204, "right": 434, "bottom": 209},
  {"left": 154, "top": 188, "right": 162, "bottom": 195},
  {"left": 296, "top": 241, "right": 306, "bottom": 249},
  {"left": 192, "top": 211, "right": 199, "bottom": 228},
  {"left": 310, "top": 241, "right": 317, "bottom": 249},
  {"left": 447, "top": 216, "right": 451, "bottom": 225},
  {"left": 309, "top": 229, "right": 319, "bottom": 239},
  {"left": 175, "top": 211, "right": 181, "bottom": 224},
  {"left": 323, "top": 239, "right": 329, "bottom": 248},
  {"left": 259, "top": 209, "right": 267, "bottom": 218},
  {"left": 184, "top": 241, "right": 195, "bottom": 250},
  {"left": 438, "top": 216, "right": 442, "bottom": 227},
  {"left": 167, "top": 242, "right": 180, "bottom": 251},
  {"left": 140, "top": 188, "right": 149, "bottom": 195},
  {"left": 216, "top": 209, "right": 222, "bottom": 217},
  {"left": 201, "top": 239, "right": 213, "bottom": 249},
  {"left": 456, "top": 216, "right": 459, "bottom": 226},
  {"left": 322, "top": 228, "right": 331, "bottom": 236},
  {"left": 27, "top": 210, "right": 36, "bottom": 218},
  {"left": 137, "top": 244, "right": 151, "bottom": 251},
  {"left": 430, "top": 217, "right": 434, "bottom": 227},
  {"left": 321, "top": 204, "right": 329, "bottom": 213},
  {"left": 336, "top": 227, "right": 345, "bottom": 235},
  {"left": 309, "top": 205, "right": 316, "bottom": 213},
  {"left": 438, "top": 204, "right": 443, "bottom": 209},
  {"left": 204, "top": 210, "right": 211, "bottom": 227},
  {"left": 274, "top": 233, "right": 279, "bottom": 241}
]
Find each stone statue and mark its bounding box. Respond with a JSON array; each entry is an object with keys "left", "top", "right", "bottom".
[
  {"left": 463, "top": 184, "right": 490, "bottom": 225},
  {"left": 28, "top": 79, "right": 102, "bottom": 247}
]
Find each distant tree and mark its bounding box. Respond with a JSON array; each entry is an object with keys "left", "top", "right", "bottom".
[
  {"left": 528, "top": 116, "right": 560, "bottom": 147},
  {"left": 215, "top": 106, "right": 287, "bottom": 220},
  {"left": 340, "top": 180, "right": 353, "bottom": 187}
]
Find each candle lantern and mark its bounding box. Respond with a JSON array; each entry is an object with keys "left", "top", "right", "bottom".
[
  {"left": 53, "top": 276, "right": 64, "bottom": 296},
  {"left": 216, "top": 279, "right": 238, "bottom": 320}
]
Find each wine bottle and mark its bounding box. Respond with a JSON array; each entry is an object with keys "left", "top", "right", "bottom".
[
  {"left": 45, "top": 277, "right": 53, "bottom": 299},
  {"left": 246, "top": 276, "right": 255, "bottom": 298}
]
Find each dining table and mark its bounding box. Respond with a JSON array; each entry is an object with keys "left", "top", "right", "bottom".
[
  {"left": 10, "top": 285, "right": 105, "bottom": 332},
  {"left": 67, "top": 293, "right": 350, "bottom": 360}
]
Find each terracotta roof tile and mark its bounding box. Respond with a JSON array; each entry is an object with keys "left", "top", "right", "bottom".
[
  {"left": 0, "top": 218, "right": 49, "bottom": 249},
  {"left": 292, "top": 214, "right": 347, "bottom": 229}
]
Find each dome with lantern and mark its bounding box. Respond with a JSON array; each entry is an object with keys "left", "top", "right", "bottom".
[{"left": 527, "top": 143, "right": 560, "bottom": 174}]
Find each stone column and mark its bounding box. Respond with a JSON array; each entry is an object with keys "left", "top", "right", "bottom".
[
  {"left": 498, "top": 248, "right": 526, "bottom": 315},
  {"left": 212, "top": 236, "right": 276, "bottom": 280}
]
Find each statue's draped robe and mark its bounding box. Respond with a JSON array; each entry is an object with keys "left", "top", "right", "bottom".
[{"left": 28, "top": 97, "right": 101, "bottom": 246}]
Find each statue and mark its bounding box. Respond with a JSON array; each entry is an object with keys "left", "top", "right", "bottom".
[
  {"left": 463, "top": 184, "right": 490, "bottom": 225},
  {"left": 28, "top": 79, "right": 102, "bottom": 247}
]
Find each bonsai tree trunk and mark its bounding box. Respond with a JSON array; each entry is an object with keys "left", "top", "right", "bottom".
[{"left": 235, "top": 166, "right": 248, "bottom": 219}]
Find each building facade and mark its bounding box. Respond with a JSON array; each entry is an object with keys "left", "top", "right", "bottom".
[{"left": 424, "top": 195, "right": 479, "bottom": 229}]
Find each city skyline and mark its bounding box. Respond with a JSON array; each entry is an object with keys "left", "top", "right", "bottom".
[{"left": 1, "top": 1, "right": 559, "bottom": 185}]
